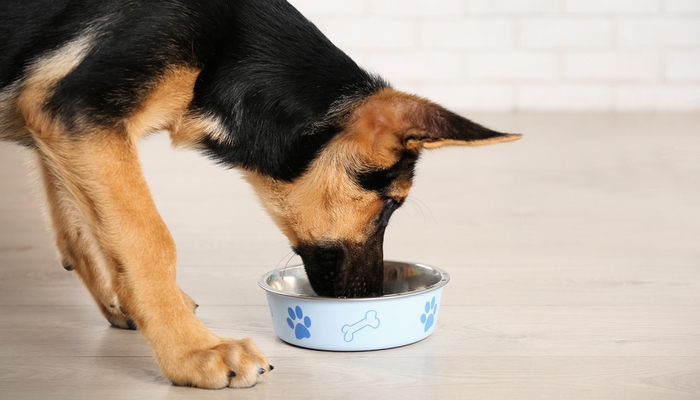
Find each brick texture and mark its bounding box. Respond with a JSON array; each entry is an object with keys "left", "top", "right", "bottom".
[
  {"left": 469, "top": 0, "right": 561, "bottom": 15},
  {"left": 666, "top": 53, "right": 700, "bottom": 81},
  {"left": 287, "top": 0, "right": 700, "bottom": 111}
]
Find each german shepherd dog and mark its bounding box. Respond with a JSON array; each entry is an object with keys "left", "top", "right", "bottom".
[{"left": 0, "top": 0, "right": 520, "bottom": 389}]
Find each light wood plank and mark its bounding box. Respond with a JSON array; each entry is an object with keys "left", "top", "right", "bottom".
[{"left": 1, "top": 356, "right": 699, "bottom": 399}]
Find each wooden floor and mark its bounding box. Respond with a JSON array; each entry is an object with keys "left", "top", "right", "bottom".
[{"left": 1, "top": 113, "right": 699, "bottom": 399}]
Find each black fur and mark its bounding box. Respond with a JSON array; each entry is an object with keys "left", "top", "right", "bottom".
[
  {"left": 294, "top": 238, "right": 385, "bottom": 298},
  {"left": 1, "top": 1, "right": 98, "bottom": 89},
  {"left": 356, "top": 153, "right": 419, "bottom": 195},
  {"left": 0, "top": 0, "right": 388, "bottom": 181}
]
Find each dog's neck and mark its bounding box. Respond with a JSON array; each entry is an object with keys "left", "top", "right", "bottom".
[{"left": 185, "top": 0, "right": 388, "bottom": 182}]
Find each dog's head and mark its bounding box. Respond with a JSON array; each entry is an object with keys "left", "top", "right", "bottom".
[{"left": 244, "top": 88, "right": 520, "bottom": 298}]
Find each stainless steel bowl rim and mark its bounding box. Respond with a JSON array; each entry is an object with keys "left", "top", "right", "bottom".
[{"left": 258, "top": 261, "right": 450, "bottom": 301}]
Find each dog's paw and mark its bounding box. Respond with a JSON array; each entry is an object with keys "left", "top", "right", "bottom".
[
  {"left": 106, "top": 305, "right": 138, "bottom": 330},
  {"left": 165, "top": 338, "right": 272, "bottom": 389}
]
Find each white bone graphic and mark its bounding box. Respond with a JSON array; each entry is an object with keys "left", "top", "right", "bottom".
[{"left": 341, "top": 310, "right": 380, "bottom": 342}]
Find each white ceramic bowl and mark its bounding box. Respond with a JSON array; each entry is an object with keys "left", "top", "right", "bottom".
[{"left": 258, "top": 261, "right": 449, "bottom": 351}]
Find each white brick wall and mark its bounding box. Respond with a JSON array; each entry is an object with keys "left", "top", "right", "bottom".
[{"left": 288, "top": 0, "right": 700, "bottom": 112}]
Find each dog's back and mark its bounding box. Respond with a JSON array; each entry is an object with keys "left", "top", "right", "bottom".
[{"left": 0, "top": 0, "right": 386, "bottom": 179}]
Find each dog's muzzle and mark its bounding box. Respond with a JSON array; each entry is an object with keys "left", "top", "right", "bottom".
[{"left": 294, "top": 238, "right": 384, "bottom": 298}]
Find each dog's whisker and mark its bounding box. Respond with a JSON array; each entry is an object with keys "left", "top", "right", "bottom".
[
  {"left": 274, "top": 250, "right": 299, "bottom": 283},
  {"left": 284, "top": 252, "right": 299, "bottom": 269},
  {"left": 275, "top": 250, "right": 296, "bottom": 273},
  {"left": 411, "top": 197, "right": 435, "bottom": 223},
  {"left": 401, "top": 197, "right": 434, "bottom": 228}
]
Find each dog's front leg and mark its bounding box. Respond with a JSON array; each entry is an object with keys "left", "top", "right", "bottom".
[{"left": 32, "top": 127, "right": 270, "bottom": 389}]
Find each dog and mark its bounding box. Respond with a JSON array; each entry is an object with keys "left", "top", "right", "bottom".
[{"left": 0, "top": 0, "right": 521, "bottom": 389}]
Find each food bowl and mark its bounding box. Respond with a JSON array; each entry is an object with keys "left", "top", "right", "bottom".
[{"left": 258, "top": 261, "right": 449, "bottom": 351}]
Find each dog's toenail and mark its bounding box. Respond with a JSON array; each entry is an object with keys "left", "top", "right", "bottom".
[
  {"left": 195, "top": 304, "right": 200, "bottom": 309},
  {"left": 269, "top": 365, "right": 274, "bottom": 371},
  {"left": 228, "top": 371, "right": 236, "bottom": 378},
  {"left": 126, "top": 318, "right": 137, "bottom": 330},
  {"left": 62, "top": 263, "right": 74, "bottom": 271}
]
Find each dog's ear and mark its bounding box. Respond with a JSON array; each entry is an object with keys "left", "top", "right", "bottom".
[
  {"left": 347, "top": 90, "right": 521, "bottom": 161},
  {"left": 402, "top": 99, "right": 522, "bottom": 150}
]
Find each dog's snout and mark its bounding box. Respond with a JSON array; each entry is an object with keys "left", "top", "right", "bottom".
[
  {"left": 293, "top": 242, "right": 345, "bottom": 297},
  {"left": 294, "top": 240, "right": 384, "bottom": 298}
]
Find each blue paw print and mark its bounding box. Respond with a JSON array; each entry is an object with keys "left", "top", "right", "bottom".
[
  {"left": 286, "top": 306, "right": 312, "bottom": 340},
  {"left": 420, "top": 297, "right": 437, "bottom": 332}
]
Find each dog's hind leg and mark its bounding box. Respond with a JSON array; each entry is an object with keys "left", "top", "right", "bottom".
[
  {"left": 37, "top": 141, "right": 198, "bottom": 329},
  {"left": 38, "top": 157, "right": 138, "bottom": 329},
  {"left": 40, "top": 156, "right": 114, "bottom": 313}
]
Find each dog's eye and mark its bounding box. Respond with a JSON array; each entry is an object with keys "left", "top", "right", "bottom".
[
  {"left": 357, "top": 168, "right": 396, "bottom": 194},
  {"left": 378, "top": 198, "right": 401, "bottom": 227},
  {"left": 355, "top": 153, "right": 418, "bottom": 195}
]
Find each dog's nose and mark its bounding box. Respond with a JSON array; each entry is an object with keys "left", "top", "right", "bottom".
[
  {"left": 294, "top": 239, "right": 384, "bottom": 298},
  {"left": 295, "top": 244, "right": 384, "bottom": 298},
  {"left": 293, "top": 241, "right": 346, "bottom": 297}
]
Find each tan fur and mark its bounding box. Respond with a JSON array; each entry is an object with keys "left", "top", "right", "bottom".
[
  {"left": 243, "top": 90, "right": 421, "bottom": 245},
  {"left": 421, "top": 135, "right": 523, "bottom": 149},
  {"left": 127, "top": 65, "right": 236, "bottom": 151},
  {"left": 171, "top": 111, "right": 230, "bottom": 149},
  {"left": 242, "top": 91, "right": 420, "bottom": 247},
  {"left": 8, "top": 34, "right": 269, "bottom": 388},
  {"left": 28, "top": 122, "right": 268, "bottom": 389},
  {"left": 38, "top": 158, "right": 125, "bottom": 324},
  {"left": 340, "top": 88, "right": 418, "bottom": 168},
  {"left": 16, "top": 33, "right": 96, "bottom": 141},
  {"left": 0, "top": 32, "right": 95, "bottom": 146},
  {"left": 244, "top": 88, "right": 521, "bottom": 252},
  {"left": 11, "top": 34, "right": 125, "bottom": 325},
  {"left": 126, "top": 67, "right": 200, "bottom": 140},
  {"left": 243, "top": 149, "right": 386, "bottom": 246},
  {"left": 0, "top": 83, "right": 29, "bottom": 145}
]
